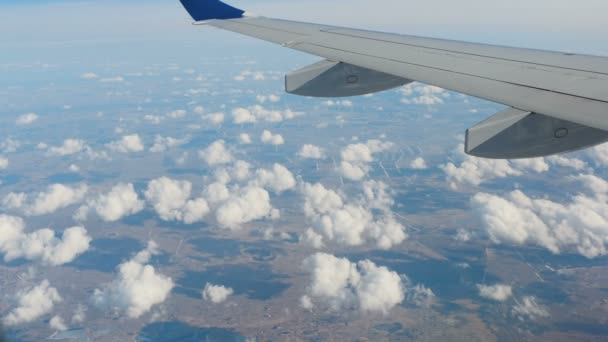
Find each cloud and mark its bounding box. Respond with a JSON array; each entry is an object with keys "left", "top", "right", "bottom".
[
  {"left": 99, "top": 76, "right": 124, "bottom": 83},
  {"left": 298, "top": 144, "right": 326, "bottom": 159},
  {"left": 441, "top": 144, "right": 549, "bottom": 189},
  {"left": 407, "top": 285, "right": 436, "bottom": 308},
  {"left": 215, "top": 186, "right": 277, "bottom": 229},
  {"left": 471, "top": 174, "right": 608, "bottom": 258},
  {"left": 166, "top": 109, "right": 186, "bottom": 119},
  {"left": 3, "top": 280, "right": 62, "bottom": 326},
  {"left": 93, "top": 241, "right": 174, "bottom": 319},
  {"left": 409, "top": 157, "right": 428, "bottom": 170},
  {"left": 239, "top": 133, "right": 252, "bottom": 145},
  {"left": 107, "top": 134, "right": 144, "bottom": 153},
  {"left": 261, "top": 130, "right": 285, "bottom": 146},
  {"left": 339, "top": 140, "right": 394, "bottom": 181},
  {"left": 0, "top": 157, "right": 8, "bottom": 169},
  {"left": 3, "top": 183, "right": 88, "bottom": 216},
  {"left": 145, "top": 177, "right": 210, "bottom": 224},
  {"left": 202, "top": 112, "right": 225, "bottom": 125},
  {"left": 322, "top": 100, "right": 353, "bottom": 107},
  {"left": 301, "top": 181, "right": 406, "bottom": 249},
  {"left": 0, "top": 215, "right": 91, "bottom": 266},
  {"left": 49, "top": 315, "right": 67, "bottom": 331},
  {"left": 400, "top": 84, "right": 449, "bottom": 105},
  {"left": 256, "top": 94, "right": 280, "bottom": 104},
  {"left": 512, "top": 296, "right": 549, "bottom": 320},
  {"left": 16, "top": 113, "right": 38, "bottom": 125},
  {"left": 199, "top": 140, "right": 233, "bottom": 165},
  {"left": 301, "top": 253, "right": 404, "bottom": 314},
  {"left": 149, "top": 135, "right": 189, "bottom": 153},
  {"left": 75, "top": 183, "right": 144, "bottom": 222},
  {"left": 252, "top": 164, "right": 296, "bottom": 193},
  {"left": 231, "top": 105, "right": 301, "bottom": 124},
  {"left": 0, "top": 137, "right": 20, "bottom": 153},
  {"left": 202, "top": 283, "right": 233, "bottom": 303},
  {"left": 80, "top": 73, "right": 98, "bottom": 80},
  {"left": 48, "top": 139, "right": 87, "bottom": 156},
  {"left": 477, "top": 284, "right": 513, "bottom": 301}
]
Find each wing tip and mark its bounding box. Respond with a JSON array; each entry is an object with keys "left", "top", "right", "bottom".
[{"left": 179, "top": 0, "right": 245, "bottom": 21}]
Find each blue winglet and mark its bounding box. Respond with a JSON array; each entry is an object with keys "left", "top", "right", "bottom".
[{"left": 179, "top": 0, "right": 245, "bottom": 21}]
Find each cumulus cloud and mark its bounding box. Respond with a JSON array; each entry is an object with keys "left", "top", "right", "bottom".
[
  {"left": 202, "top": 283, "right": 233, "bottom": 303},
  {"left": 99, "top": 76, "right": 124, "bottom": 83},
  {"left": 477, "top": 284, "right": 513, "bottom": 301},
  {"left": 252, "top": 164, "right": 296, "bottom": 193},
  {"left": 93, "top": 241, "right": 174, "bottom": 319},
  {"left": 441, "top": 144, "right": 549, "bottom": 189},
  {"left": 400, "top": 84, "right": 449, "bottom": 105},
  {"left": 339, "top": 140, "right": 394, "bottom": 181},
  {"left": 48, "top": 139, "right": 87, "bottom": 156},
  {"left": 16, "top": 113, "right": 38, "bottom": 125},
  {"left": 0, "top": 157, "right": 8, "bottom": 170},
  {"left": 0, "top": 137, "right": 20, "bottom": 153},
  {"left": 301, "top": 181, "right": 406, "bottom": 249},
  {"left": 231, "top": 105, "right": 301, "bottom": 124},
  {"left": 512, "top": 296, "right": 549, "bottom": 320},
  {"left": 298, "top": 144, "right": 326, "bottom": 159},
  {"left": 256, "top": 94, "right": 280, "bottom": 104},
  {"left": 80, "top": 73, "right": 98, "bottom": 80},
  {"left": 202, "top": 112, "right": 225, "bottom": 125},
  {"left": 199, "top": 140, "right": 233, "bottom": 165},
  {"left": 3, "top": 280, "right": 62, "bottom": 326},
  {"left": 239, "top": 133, "right": 252, "bottom": 145},
  {"left": 145, "top": 177, "right": 209, "bottom": 224},
  {"left": 471, "top": 174, "right": 608, "bottom": 258},
  {"left": 149, "top": 135, "right": 189, "bottom": 153},
  {"left": 301, "top": 253, "right": 404, "bottom": 314},
  {"left": 49, "top": 315, "right": 67, "bottom": 331},
  {"left": 215, "top": 186, "right": 277, "bottom": 229},
  {"left": 407, "top": 285, "right": 436, "bottom": 308},
  {"left": 260, "top": 130, "right": 285, "bottom": 146},
  {"left": 3, "top": 184, "right": 88, "bottom": 216},
  {"left": 75, "top": 183, "right": 144, "bottom": 222},
  {"left": 0, "top": 215, "right": 91, "bottom": 266},
  {"left": 107, "top": 134, "right": 144, "bottom": 153},
  {"left": 409, "top": 157, "right": 428, "bottom": 170},
  {"left": 322, "top": 100, "right": 353, "bottom": 107}
]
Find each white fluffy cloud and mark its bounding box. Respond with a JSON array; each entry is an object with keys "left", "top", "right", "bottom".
[
  {"left": 0, "top": 157, "right": 8, "bottom": 169},
  {"left": 145, "top": 177, "right": 210, "bottom": 224},
  {"left": 199, "top": 140, "right": 233, "bottom": 165},
  {"left": 301, "top": 253, "right": 404, "bottom": 314},
  {"left": 301, "top": 181, "right": 406, "bottom": 249},
  {"left": 76, "top": 183, "right": 144, "bottom": 222},
  {"left": 512, "top": 296, "right": 549, "bottom": 320},
  {"left": 477, "top": 284, "right": 513, "bottom": 301},
  {"left": 202, "top": 112, "right": 225, "bottom": 125},
  {"left": 202, "top": 283, "right": 233, "bottom": 304},
  {"left": 471, "top": 175, "right": 608, "bottom": 258},
  {"left": 400, "top": 84, "right": 449, "bottom": 105},
  {"left": 260, "top": 130, "right": 285, "bottom": 146},
  {"left": 215, "top": 186, "right": 277, "bottom": 229},
  {"left": 80, "top": 73, "right": 98, "bottom": 79},
  {"left": 409, "top": 157, "right": 428, "bottom": 170},
  {"left": 93, "top": 241, "right": 174, "bottom": 319},
  {"left": 231, "top": 105, "right": 301, "bottom": 124},
  {"left": 149, "top": 135, "right": 189, "bottom": 153},
  {"left": 339, "top": 140, "right": 394, "bottom": 181},
  {"left": 49, "top": 315, "right": 67, "bottom": 331},
  {"left": 3, "top": 184, "right": 88, "bottom": 216},
  {"left": 298, "top": 144, "right": 326, "bottom": 159},
  {"left": 239, "top": 133, "right": 252, "bottom": 145},
  {"left": 48, "top": 139, "right": 87, "bottom": 156},
  {"left": 107, "top": 134, "right": 144, "bottom": 153},
  {"left": 252, "top": 164, "right": 296, "bottom": 193},
  {"left": 0, "top": 215, "right": 91, "bottom": 266},
  {"left": 166, "top": 109, "right": 186, "bottom": 119},
  {"left": 3, "top": 280, "right": 62, "bottom": 326},
  {"left": 16, "top": 113, "right": 38, "bottom": 125}
]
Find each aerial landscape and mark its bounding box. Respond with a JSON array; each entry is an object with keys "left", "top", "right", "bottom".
[{"left": 1, "top": 0, "right": 607, "bottom": 341}]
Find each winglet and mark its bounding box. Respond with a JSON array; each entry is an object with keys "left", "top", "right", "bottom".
[{"left": 179, "top": 0, "right": 245, "bottom": 21}]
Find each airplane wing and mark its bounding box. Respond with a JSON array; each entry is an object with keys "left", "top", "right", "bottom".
[{"left": 179, "top": 0, "right": 608, "bottom": 159}]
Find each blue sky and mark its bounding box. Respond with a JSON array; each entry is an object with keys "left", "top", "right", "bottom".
[{"left": 1, "top": 0, "right": 607, "bottom": 55}]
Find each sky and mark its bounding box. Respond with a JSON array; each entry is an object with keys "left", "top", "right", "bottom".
[{"left": 1, "top": 0, "right": 607, "bottom": 54}]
